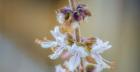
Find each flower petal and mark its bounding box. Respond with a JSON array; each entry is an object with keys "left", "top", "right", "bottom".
[
  {"left": 49, "top": 47, "right": 64, "bottom": 60},
  {"left": 65, "top": 54, "right": 81, "bottom": 71},
  {"left": 50, "top": 26, "right": 66, "bottom": 43},
  {"left": 40, "top": 41, "right": 57, "bottom": 48},
  {"left": 69, "top": 43, "right": 88, "bottom": 57},
  {"left": 91, "top": 53, "right": 111, "bottom": 72},
  {"left": 91, "top": 38, "right": 112, "bottom": 72},
  {"left": 57, "top": 13, "right": 65, "bottom": 24},
  {"left": 55, "top": 65, "right": 66, "bottom": 72},
  {"left": 92, "top": 38, "right": 112, "bottom": 54}
]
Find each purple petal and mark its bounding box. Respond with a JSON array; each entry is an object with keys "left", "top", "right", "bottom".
[{"left": 73, "top": 11, "right": 82, "bottom": 21}]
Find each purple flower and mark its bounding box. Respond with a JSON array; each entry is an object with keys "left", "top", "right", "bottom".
[
  {"left": 73, "top": 11, "right": 82, "bottom": 21},
  {"left": 57, "top": 4, "right": 91, "bottom": 22},
  {"left": 76, "top": 4, "right": 90, "bottom": 21},
  {"left": 60, "top": 6, "right": 72, "bottom": 14}
]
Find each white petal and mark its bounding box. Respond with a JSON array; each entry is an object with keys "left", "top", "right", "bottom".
[
  {"left": 50, "top": 26, "right": 66, "bottom": 43},
  {"left": 57, "top": 13, "right": 65, "bottom": 24},
  {"left": 92, "top": 38, "right": 112, "bottom": 54},
  {"left": 40, "top": 41, "right": 57, "bottom": 48},
  {"left": 49, "top": 47, "right": 64, "bottom": 60},
  {"left": 94, "top": 62, "right": 111, "bottom": 72},
  {"left": 55, "top": 65, "right": 66, "bottom": 72},
  {"left": 91, "top": 53, "right": 110, "bottom": 72},
  {"left": 65, "top": 54, "right": 81, "bottom": 71},
  {"left": 69, "top": 43, "right": 88, "bottom": 57},
  {"left": 91, "top": 37, "right": 112, "bottom": 72}
]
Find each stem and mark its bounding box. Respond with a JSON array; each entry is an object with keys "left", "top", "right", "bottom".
[
  {"left": 69, "top": 0, "right": 81, "bottom": 42},
  {"left": 69, "top": 0, "right": 78, "bottom": 10},
  {"left": 75, "top": 28, "right": 80, "bottom": 42}
]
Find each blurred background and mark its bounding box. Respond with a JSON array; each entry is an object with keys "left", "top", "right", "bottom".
[{"left": 0, "top": 0, "right": 139, "bottom": 72}]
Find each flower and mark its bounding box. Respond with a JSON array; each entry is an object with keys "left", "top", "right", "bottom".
[
  {"left": 37, "top": 1, "right": 113, "bottom": 72},
  {"left": 91, "top": 38, "right": 112, "bottom": 72},
  {"left": 56, "top": 4, "right": 91, "bottom": 23},
  {"left": 38, "top": 26, "right": 69, "bottom": 60},
  {"left": 65, "top": 43, "right": 88, "bottom": 71},
  {"left": 73, "top": 11, "right": 82, "bottom": 21},
  {"left": 50, "top": 26, "right": 66, "bottom": 43},
  {"left": 92, "top": 38, "right": 112, "bottom": 54},
  {"left": 65, "top": 54, "right": 81, "bottom": 71},
  {"left": 69, "top": 43, "right": 88, "bottom": 57},
  {"left": 49, "top": 26, "right": 69, "bottom": 60},
  {"left": 57, "top": 6, "right": 72, "bottom": 24},
  {"left": 55, "top": 65, "right": 66, "bottom": 72}
]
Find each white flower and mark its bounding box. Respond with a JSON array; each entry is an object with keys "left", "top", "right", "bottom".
[
  {"left": 50, "top": 26, "right": 66, "bottom": 43},
  {"left": 65, "top": 43, "right": 88, "bottom": 71},
  {"left": 55, "top": 65, "right": 66, "bottom": 72},
  {"left": 92, "top": 38, "right": 112, "bottom": 54},
  {"left": 91, "top": 53, "right": 111, "bottom": 72},
  {"left": 57, "top": 13, "right": 65, "bottom": 24},
  {"left": 49, "top": 45, "right": 68, "bottom": 60},
  {"left": 65, "top": 54, "right": 81, "bottom": 72},
  {"left": 69, "top": 43, "right": 88, "bottom": 57},
  {"left": 91, "top": 38, "right": 112, "bottom": 72},
  {"left": 39, "top": 26, "right": 65, "bottom": 49},
  {"left": 39, "top": 26, "right": 68, "bottom": 60},
  {"left": 49, "top": 26, "right": 68, "bottom": 59}
]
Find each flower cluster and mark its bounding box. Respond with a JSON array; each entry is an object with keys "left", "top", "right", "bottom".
[
  {"left": 36, "top": 26, "right": 112, "bottom": 72},
  {"left": 36, "top": 2, "right": 112, "bottom": 72},
  {"left": 57, "top": 4, "right": 91, "bottom": 24}
]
